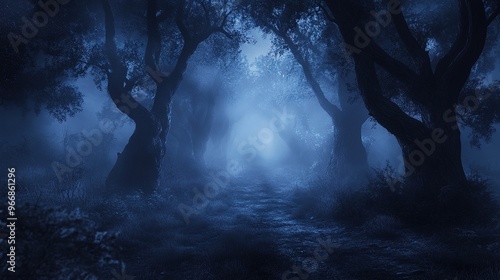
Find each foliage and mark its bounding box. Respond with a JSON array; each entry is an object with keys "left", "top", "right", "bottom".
[
  {"left": 0, "top": 1, "right": 100, "bottom": 121},
  {"left": 330, "top": 166, "right": 500, "bottom": 228},
  {"left": 0, "top": 204, "right": 121, "bottom": 279}
]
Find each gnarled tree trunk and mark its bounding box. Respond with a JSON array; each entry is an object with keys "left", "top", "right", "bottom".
[
  {"left": 105, "top": 113, "right": 166, "bottom": 193},
  {"left": 102, "top": 0, "right": 233, "bottom": 193},
  {"left": 325, "top": 0, "right": 489, "bottom": 193}
]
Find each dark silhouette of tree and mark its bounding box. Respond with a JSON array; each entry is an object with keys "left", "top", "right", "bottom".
[
  {"left": 101, "top": 0, "right": 240, "bottom": 193},
  {"left": 323, "top": 0, "right": 499, "bottom": 189},
  {"left": 167, "top": 73, "right": 218, "bottom": 175}
]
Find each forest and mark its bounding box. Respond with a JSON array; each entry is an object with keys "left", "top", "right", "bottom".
[{"left": 1, "top": 0, "right": 500, "bottom": 279}]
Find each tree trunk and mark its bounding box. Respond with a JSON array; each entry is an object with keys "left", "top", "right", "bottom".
[
  {"left": 331, "top": 113, "right": 368, "bottom": 184},
  {"left": 400, "top": 111, "right": 467, "bottom": 189},
  {"left": 353, "top": 57, "right": 468, "bottom": 189},
  {"left": 323, "top": 0, "right": 490, "bottom": 223},
  {"left": 101, "top": 0, "right": 233, "bottom": 194},
  {"left": 191, "top": 94, "right": 216, "bottom": 165},
  {"left": 105, "top": 77, "right": 181, "bottom": 194},
  {"left": 105, "top": 110, "right": 167, "bottom": 194}
]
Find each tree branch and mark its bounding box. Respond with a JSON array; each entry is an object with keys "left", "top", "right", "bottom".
[
  {"left": 354, "top": 56, "right": 431, "bottom": 144},
  {"left": 324, "top": 1, "right": 424, "bottom": 105},
  {"left": 362, "top": 38, "right": 420, "bottom": 90},
  {"left": 213, "top": 7, "right": 236, "bottom": 39},
  {"left": 436, "top": 0, "right": 488, "bottom": 101},
  {"left": 220, "top": 8, "right": 233, "bottom": 28},
  {"left": 435, "top": 0, "right": 470, "bottom": 79},
  {"left": 390, "top": 5, "right": 432, "bottom": 76},
  {"left": 270, "top": 24, "right": 341, "bottom": 119},
  {"left": 102, "top": 0, "right": 150, "bottom": 122},
  {"left": 294, "top": 28, "right": 322, "bottom": 57},
  {"left": 145, "top": 0, "right": 163, "bottom": 77},
  {"left": 176, "top": 0, "right": 190, "bottom": 42}
]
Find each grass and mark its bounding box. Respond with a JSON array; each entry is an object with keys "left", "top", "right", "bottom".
[
  {"left": 287, "top": 168, "right": 500, "bottom": 279},
  {"left": 290, "top": 175, "right": 337, "bottom": 220},
  {"left": 0, "top": 204, "right": 121, "bottom": 279},
  {"left": 319, "top": 167, "right": 500, "bottom": 229},
  {"left": 9, "top": 164, "right": 500, "bottom": 280},
  {"left": 83, "top": 180, "right": 287, "bottom": 279}
]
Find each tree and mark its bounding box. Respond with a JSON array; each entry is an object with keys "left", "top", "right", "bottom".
[
  {"left": 167, "top": 30, "right": 244, "bottom": 175},
  {"left": 0, "top": 1, "right": 101, "bottom": 121},
  {"left": 245, "top": 0, "right": 369, "bottom": 182},
  {"left": 101, "top": 0, "right": 240, "bottom": 193},
  {"left": 166, "top": 70, "right": 219, "bottom": 175},
  {"left": 323, "top": 0, "right": 499, "bottom": 190}
]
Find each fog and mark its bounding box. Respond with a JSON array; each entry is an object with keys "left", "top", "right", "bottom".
[{"left": 1, "top": 0, "right": 500, "bottom": 279}]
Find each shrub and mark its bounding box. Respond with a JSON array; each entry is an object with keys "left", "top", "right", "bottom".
[
  {"left": 2, "top": 204, "right": 121, "bottom": 279},
  {"left": 330, "top": 165, "right": 499, "bottom": 228},
  {"left": 290, "top": 176, "right": 338, "bottom": 219}
]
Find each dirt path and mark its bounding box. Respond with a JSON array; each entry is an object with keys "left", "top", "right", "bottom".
[
  {"left": 183, "top": 177, "right": 421, "bottom": 279},
  {"left": 118, "top": 177, "right": 499, "bottom": 280}
]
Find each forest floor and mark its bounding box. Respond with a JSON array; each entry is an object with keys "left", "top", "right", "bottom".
[{"left": 89, "top": 175, "right": 500, "bottom": 280}]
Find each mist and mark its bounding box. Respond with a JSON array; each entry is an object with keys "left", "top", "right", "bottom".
[{"left": 1, "top": 0, "right": 500, "bottom": 279}]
